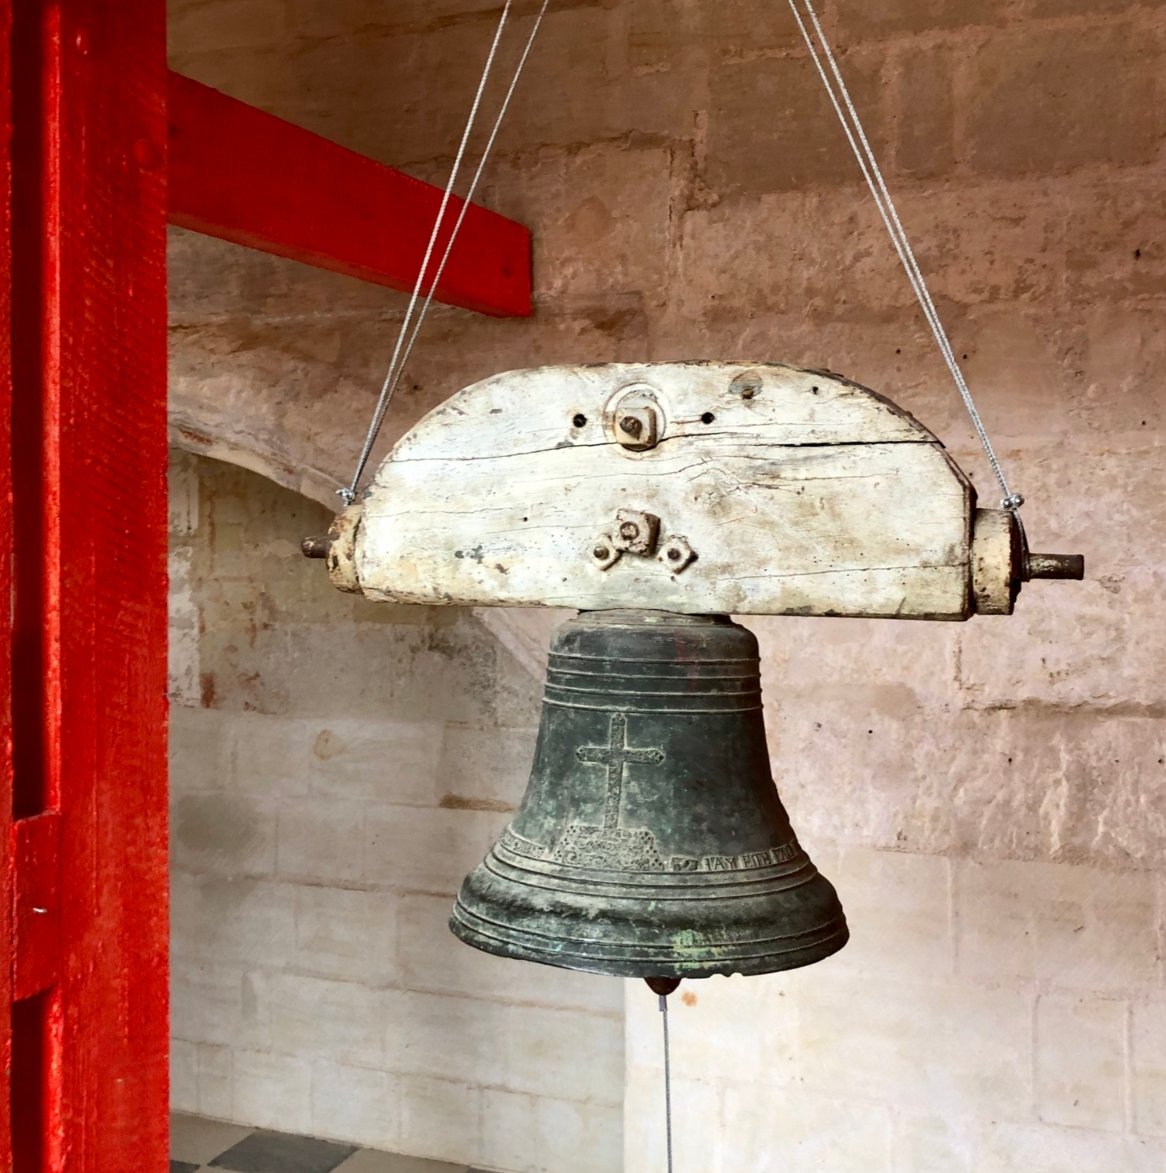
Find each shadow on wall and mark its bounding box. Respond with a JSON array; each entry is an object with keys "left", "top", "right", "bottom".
[{"left": 167, "top": 448, "right": 625, "bottom": 1171}]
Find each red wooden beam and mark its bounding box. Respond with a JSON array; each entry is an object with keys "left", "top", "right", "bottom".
[
  {"left": 168, "top": 72, "right": 533, "bottom": 318},
  {"left": 5, "top": 0, "right": 171, "bottom": 1167}
]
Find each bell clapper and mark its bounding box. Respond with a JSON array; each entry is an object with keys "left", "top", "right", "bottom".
[{"left": 645, "top": 978, "right": 680, "bottom": 1173}]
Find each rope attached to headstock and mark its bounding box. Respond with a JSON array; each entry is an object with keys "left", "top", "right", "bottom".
[
  {"left": 341, "top": 0, "right": 551, "bottom": 506},
  {"left": 787, "top": 0, "right": 1025, "bottom": 517}
]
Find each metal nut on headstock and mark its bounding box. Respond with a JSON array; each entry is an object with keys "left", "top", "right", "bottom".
[
  {"left": 658, "top": 536, "right": 696, "bottom": 574},
  {"left": 607, "top": 383, "right": 664, "bottom": 452},
  {"left": 615, "top": 408, "right": 658, "bottom": 450},
  {"left": 612, "top": 509, "right": 661, "bottom": 556},
  {"left": 592, "top": 537, "right": 622, "bottom": 572}
]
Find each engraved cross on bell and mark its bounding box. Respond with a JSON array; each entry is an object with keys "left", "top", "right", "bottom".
[{"left": 576, "top": 712, "right": 665, "bottom": 831}]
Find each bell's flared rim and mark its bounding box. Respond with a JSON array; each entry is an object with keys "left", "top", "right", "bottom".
[{"left": 449, "top": 899, "right": 850, "bottom": 980}]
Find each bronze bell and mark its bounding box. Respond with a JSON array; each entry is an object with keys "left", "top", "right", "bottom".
[{"left": 450, "top": 610, "right": 848, "bottom": 979}]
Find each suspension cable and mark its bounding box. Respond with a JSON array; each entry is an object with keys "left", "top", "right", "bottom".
[
  {"left": 786, "top": 0, "right": 1024, "bottom": 514},
  {"left": 341, "top": 1, "right": 549, "bottom": 504}
]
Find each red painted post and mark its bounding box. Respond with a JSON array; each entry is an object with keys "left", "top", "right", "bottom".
[
  {"left": 0, "top": 0, "right": 15, "bottom": 1166},
  {"left": 168, "top": 72, "right": 533, "bottom": 318},
  {"left": 5, "top": 0, "right": 170, "bottom": 1167}
]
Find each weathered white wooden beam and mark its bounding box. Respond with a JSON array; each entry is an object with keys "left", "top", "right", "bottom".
[{"left": 318, "top": 362, "right": 1081, "bottom": 620}]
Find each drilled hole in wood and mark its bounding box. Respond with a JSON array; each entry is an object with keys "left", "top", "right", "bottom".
[
  {"left": 573, "top": 413, "right": 587, "bottom": 428},
  {"left": 701, "top": 412, "right": 715, "bottom": 425}
]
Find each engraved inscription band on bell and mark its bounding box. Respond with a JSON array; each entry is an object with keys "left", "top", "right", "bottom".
[{"left": 497, "top": 824, "right": 805, "bottom": 875}]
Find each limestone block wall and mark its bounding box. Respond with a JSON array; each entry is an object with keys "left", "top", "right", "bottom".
[
  {"left": 167, "top": 0, "right": 1166, "bottom": 1168},
  {"left": 626, "top": 848, "right": 1166, "bottom": 1171},
  {"left": 167, "top": 451, "right": 624, "bottom": 1170}
]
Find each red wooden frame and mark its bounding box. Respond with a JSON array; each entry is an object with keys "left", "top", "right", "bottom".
[
  {"left": 2, "top": 4, "right": 531, "bottom": 1167},
  {"left": 4, "top": 0, "right": 171, "bottom": 1168},
  {"left": 168, "top": 72, "right": 533, "bottom": 318}
]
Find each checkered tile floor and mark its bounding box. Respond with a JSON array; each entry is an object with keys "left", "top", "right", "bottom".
[{"left": 171, "top": 1114, "right": 489, "bottom": 1173}]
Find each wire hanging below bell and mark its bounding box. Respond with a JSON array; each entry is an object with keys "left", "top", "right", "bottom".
[{"left": 450, "top": 609, "right": 849, "bottom": 979}]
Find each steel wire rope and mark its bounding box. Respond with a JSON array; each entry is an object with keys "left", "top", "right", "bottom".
[
  {"left": 787, "top": 0, "right": 1024, "bottom": 515},
  {"left": 342, "top": 0, "right": 550, "bottom": 504}
]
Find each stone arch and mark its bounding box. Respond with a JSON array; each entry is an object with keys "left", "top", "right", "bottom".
[{"left": 168, "top": 382, "right": 345, "bottom": 512}]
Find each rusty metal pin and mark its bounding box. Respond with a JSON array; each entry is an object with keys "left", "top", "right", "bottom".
[
  {"left": 1025, "top": 553, "right": 1085, "bottom": 581},
  {"left": 301, "top": 536, "right": 331, "bottom": 559},
  {"left": 620, "top": 415, "right": 644, "bottom": 439}
]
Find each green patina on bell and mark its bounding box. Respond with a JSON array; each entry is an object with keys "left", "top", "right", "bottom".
[{"left": 450, "top": 609, "right": 848, "bottom": 979}]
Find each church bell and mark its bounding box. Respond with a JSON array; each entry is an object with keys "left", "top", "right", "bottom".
[{"left": 450, "top": 609, "right": 849, "bottom": 979}]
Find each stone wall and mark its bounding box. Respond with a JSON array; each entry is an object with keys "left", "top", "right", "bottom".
[
  {"left": 167, "top": 451, "right": 623, "bottom": 1170},
  {"left": 168, "top": 0, "right": 1166, "bottom": 1169}
]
